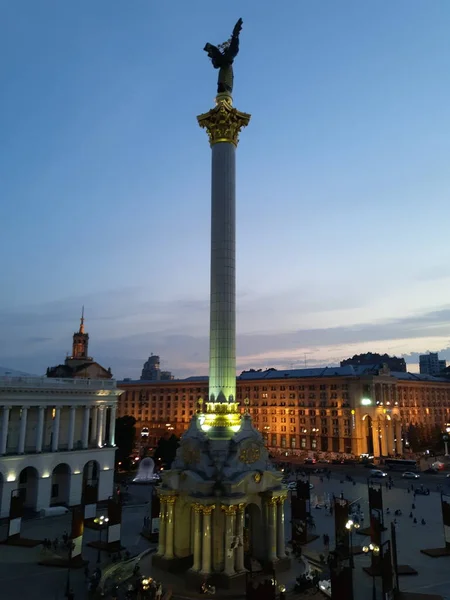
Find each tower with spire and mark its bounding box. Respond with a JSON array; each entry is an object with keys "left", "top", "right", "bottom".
[
  {"left": 71, "top": 306, "right": 90, "bottom": 361},
  {"left": 46, "top": 308, "right": 112, "bottom": 379}
]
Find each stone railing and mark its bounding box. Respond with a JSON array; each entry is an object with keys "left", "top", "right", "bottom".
[{"left": 0, "top": 376, "right": 117, "bottom": 390}]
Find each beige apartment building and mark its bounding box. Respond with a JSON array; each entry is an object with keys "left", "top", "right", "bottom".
[{"left": 118, "top": 364, "right": 450, "bottom": 458}]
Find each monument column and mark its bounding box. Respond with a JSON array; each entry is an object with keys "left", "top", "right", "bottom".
[
  {"left": 267, "top": 497, "right": 278, "bottom": 562},
  {"left": 191, "top": 504, "right": 202, "bottom": 571},
  {"left": 222, "top": 505, "right": 236, "bottom": 576},
  {"left": 200, "top": 504, "right": 214, "bottom": 574},
  {"left": 198, "top": 87, "right": 250, "bottom": 432},
  {"left": 156, "top": 498, "right": 167, "bottom": 557},
  {"left": 164, "top": 496, "right": 176, "bottom": 559},
  {"left": 276, "top": 497, "right": 287, "bottom": 558},
  {"left": 235, "top": 503, "right": 245, "bottom": 572}
]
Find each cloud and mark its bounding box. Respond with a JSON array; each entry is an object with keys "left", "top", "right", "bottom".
[{"left": 2, "top": 289, "right": 450, "bottom": 380}]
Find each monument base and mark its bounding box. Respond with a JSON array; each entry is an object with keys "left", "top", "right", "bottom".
[
  {"left": 152, "top": 553, "right": 193, "bottom": 573},
  {"left": 185, "top": 569, "right": 247, "bottom": 591},
  {"left": 87, "top": 540, "right": 124, "bottom": 553}
]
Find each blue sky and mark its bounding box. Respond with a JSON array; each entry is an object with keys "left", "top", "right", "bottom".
[{"left": 1, "top": 0, "right": 450, "bottom": 379}]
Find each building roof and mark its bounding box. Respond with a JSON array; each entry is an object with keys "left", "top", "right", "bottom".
[{"left": 119, "top": 365, "right": 450, "bottom": 385}]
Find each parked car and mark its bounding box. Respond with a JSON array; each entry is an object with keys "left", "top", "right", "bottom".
[
  {"left": 402, "top": 471, "right": 420, "bottom": 479},
  {"left": 370, "top": 469, "right": 387, "bottom": 478},
  {"left": 304, "top": 458, "right": 316, "bottom": 464}
]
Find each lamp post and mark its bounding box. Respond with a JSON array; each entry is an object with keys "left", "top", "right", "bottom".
[
  {"left": 93, "top": 515, "right": 109, "bottom": 564},
  {"left": 345, "top": 519, "right": 360, "bottom": 568},
  {"left": 444, "top": 426, "right": 450, "bottom": 456},
  {"left": 362, "top": 543, "right": 380, "bottom": 600},
  {"left": 65, "top": 538, "right": 75, "bottom": 597}
]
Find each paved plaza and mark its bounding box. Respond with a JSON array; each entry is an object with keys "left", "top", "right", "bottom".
[{"left": 1, "top": 474, "right": 450, "bottom": 599}]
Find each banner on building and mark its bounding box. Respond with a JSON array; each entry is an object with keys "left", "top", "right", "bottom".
[
  {"left": 82, "top": 483, "right": 98, "bottom": 520},
  {"left": 368, "top": 482, "right": 383, "bottom": 517},
  {"left": 381, "top": 540, "right": 394, "bottom": 600},
  {"left": 390, "top": 522, "right": 399, "bottom": 594},
  {"left": 70, "top": 506, "right": 84, "bottom": 559},
  {"left": 107, "top": 497, "right": 122, "bottom": 544},
  {"left": 291, "top": 495, "right": 307, "bottom": 545},
  {"left": 442, "top": 494, "right": 450, "bottom": 549},
  {"left": 370, "top": 508, "right": 382, "bottom": 572},
  {"left": 8, "top": 490, "right": 23, "bottom": 540},
  {"left": 334, "top": 498, "right": 350, "bottom": 558},
  {"left": 151, "top": 489, "right": 161, "bottom": 534},
  {"left": 329, "top": 551, "right": 353, "bottom": 600}
]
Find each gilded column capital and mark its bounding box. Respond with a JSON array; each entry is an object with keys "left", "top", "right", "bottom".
[
  {"left": 165, "top": 495, "right": 177, "bottom": 505},
  {"left": 202, "top": 504, "right": 215, "bottom": 516},
  {"left": 237, "top": 503, "right": 246, "bottom": 512},
  {"left": 197, "top": 98, "right": 251, "bottom": 147},
  {"left": 276, "top": 495, "right": 287, "bottom": 505},
  {"left": 221, "top": 504, "right": 237, "bottom": 516},
  {"left": 192, "top": 503, "right": 203, "bottom": 514},
  {"left": 267, "top": 496, "right": 278, "bottom": 507}
]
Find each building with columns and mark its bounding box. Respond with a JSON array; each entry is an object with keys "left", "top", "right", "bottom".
[
  {"left": 118, "top": 364, "right": 450, "bottom": 458},
  {"left": 0, "top": 375, "right": 122, "bottom": 518}
]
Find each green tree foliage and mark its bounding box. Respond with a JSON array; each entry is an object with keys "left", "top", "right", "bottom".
[
  {"left": 154, "top": 433, "right": 180, "bottom": 468},
  {"left": 115, "top": 415, "right": 136, "bottom": 469}
]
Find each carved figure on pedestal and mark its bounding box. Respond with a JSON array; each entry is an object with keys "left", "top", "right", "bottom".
[{"left": 203, "top": 18, "right": 243, "bottom": 95}]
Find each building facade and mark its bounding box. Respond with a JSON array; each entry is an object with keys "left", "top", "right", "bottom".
[
  {"left": 118, "top": 365, "right": 450, "bottom": 458},
  {"left": 419, "top": 352, "right": 447, "bottom": 376},
  {"left": 0, "top": 376, "right": 123, "bottom": 518}
]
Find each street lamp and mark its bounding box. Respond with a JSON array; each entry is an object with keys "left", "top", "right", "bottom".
[
  {"left": 444, "top": 426, "right": 450, "bottom": 456},
  {"left": 345, "top": 519, "right": 360, "bottom": 568},
  {"left": 93, "top": 515, "right": 109, "bottom": 564},
  {"left": 362, "top": 543, "right": 380, "bottom": 600}
]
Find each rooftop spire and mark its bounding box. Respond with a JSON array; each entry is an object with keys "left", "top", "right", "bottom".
[{"left": 79, "top": 305, "right": 85, "bottom": 334}]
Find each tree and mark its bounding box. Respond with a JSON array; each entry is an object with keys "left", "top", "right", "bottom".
[
  {"left": 154, "top": 433, "right": 180, "bottom": 469},
  {"left": 115, "top": 416, "right": 136, "bottom": 470}
]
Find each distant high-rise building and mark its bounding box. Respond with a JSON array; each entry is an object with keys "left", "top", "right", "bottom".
[
  {"left": 340, "top": 352, "right": 407, "bottom": 372},
  {"left": 140, "top": 354, "right": 173, "bottom": 381},
  {"left": 419, "top": 352, "right": 446, "bottom": 376}
]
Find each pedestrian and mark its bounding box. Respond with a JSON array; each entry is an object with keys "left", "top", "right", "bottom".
[
  {"left": 412, "top": 503, "right": 416, "bottom": 510},
  {"left": 421, "top": 518, "right": 426, "bottom": 525},
  {"left": 413, "top": 517, "right": 417, "bottom": 524}
]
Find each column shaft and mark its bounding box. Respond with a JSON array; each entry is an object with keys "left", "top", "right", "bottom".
[
  {"left": 276, "top": 498, "right": 286, "bottom": 558},
  {"left": 1, "top": 407, "right": 10, "bottom": 455},
  {"left": 35, "top": 406, "right": 45, "bottom": 453},
  {"left": 52, "top": 407, "right": 61, "bottom": 452},
  {"left": 223, "top": 506, "right": 236, "bottom": 576},
  {"left": 18, "top": 407, "right": 28, "bottom": 454},
  {"left": 267, "top": 499, "right": 277, "bottom": 562},
  {"left": 200, "top": 505, "right": 214, "bottom": 574},
  {"left": 235, "top": 505, "right": 245, "bottom": 572},
  {"left": 97, "top": 407, "right": 105, "bottom": 447},
  {"left": 156, "top": 500, "right": 167, "bottom": 556},
  {"left": 109, "top": 405, "right": 117, "bottom": 446},
  {"left": 208, "top": 142, "right": 237, "bottom": 403},
  {"left": 192, "top": 505, "right": 202, "bottom": 571},
  {"left": 82, "top": 406, "right": 90, "bottom": 449},
  {"left": 68, "top": 406, "right": 76, "bottom": 451},
  {"left": 165, "top": 498, "right": 176, "bottom": 559}
]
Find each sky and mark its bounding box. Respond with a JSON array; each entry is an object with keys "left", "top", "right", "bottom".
[{"left": 1, "top": 1, "right": 450, "bottom": 380}]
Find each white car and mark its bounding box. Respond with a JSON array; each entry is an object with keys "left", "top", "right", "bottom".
[
  {"left": 402, "top": 471, "right": 420, "bottom": 479},
  {"left": 370, "top": 469, "right": 387, "bottom": 478}
]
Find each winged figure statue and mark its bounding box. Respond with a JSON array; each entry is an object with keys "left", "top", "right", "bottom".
[{"left": 203, "top": 18, "right": 243, "bottom": 95}]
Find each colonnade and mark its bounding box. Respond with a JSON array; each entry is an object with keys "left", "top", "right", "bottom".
[
  {"left": 0, "top": 403, "right": 117, "bottom": 455},
  {"left": 368, "top": 416, "right": 402, "bottom": 457},
  {"left": 156, "top": 494, "right": 287, "bottom": 575}
]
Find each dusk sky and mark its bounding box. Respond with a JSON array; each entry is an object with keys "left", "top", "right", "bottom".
[{"left": 1, "top": 1, "right": 450, "bottom": 380}]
